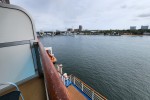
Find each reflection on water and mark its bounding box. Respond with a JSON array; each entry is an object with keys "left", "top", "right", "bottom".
[{"left": 40, "top": 35, "right": 150, "bottom": 100}]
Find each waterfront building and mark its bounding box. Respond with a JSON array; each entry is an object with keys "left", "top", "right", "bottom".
[
  {"left": 143, "top": 32, "right": 150, "bottom": 35},
  {"left": 67, "top": 28, "right": 73, "bottom": 32},
  {"left": 130, "top": 26, "right": 136, "bottom": 30},
  {"left": 74, "top": 29, "right": 79, "bottom": 32},
  {"left": 141, "top": 25, "right": 149, "bottom": 30},
  {"left": 79, "top": 25, "right": 82, "bottom": 31}
]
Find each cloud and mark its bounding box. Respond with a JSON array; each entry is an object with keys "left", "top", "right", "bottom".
[
  {"left": 138, "top": 13, "right": 150, "bottom": 18},
  {"left": 121, "top": 5, "right": 127, "bottom": 9},
  {"left": 11, "top": 0, "right": 150, "bottom": 30}
]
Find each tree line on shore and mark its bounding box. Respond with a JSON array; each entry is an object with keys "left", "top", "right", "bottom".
[{"left": 79, "top": 29, "right": 150, "bottom": 35}]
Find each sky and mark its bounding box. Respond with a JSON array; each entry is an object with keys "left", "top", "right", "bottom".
[{"left": 11, "top": 0, "right": 150, "bottom": 31}]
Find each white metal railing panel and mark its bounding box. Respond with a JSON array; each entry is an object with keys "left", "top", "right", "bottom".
[
  {"left": 58, "top": 71, "right": 107, "bottom": 100},
  {"left": 69, "top": 75, "right": 107, "bottom": 100},
  {"left": 0, "top": 44, "right": 35, "bottom": 84},
  {"left": 75, "top": 78, "right": 82, "bottom": 90},
  {"left": 83, "top": 85, "right": 92, "bottom": 98},
  {"left": 94, "top": 93, "right": 104, "bottom": 100}
]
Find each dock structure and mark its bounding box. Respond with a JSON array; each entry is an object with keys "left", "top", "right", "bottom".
[{"left": 37, "top": 31, "right": 57, "bottom": 36}]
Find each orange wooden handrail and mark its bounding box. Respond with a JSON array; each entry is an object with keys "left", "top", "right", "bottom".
[{"left": 38, "top": 41, "right": 71, "bottom": 100}]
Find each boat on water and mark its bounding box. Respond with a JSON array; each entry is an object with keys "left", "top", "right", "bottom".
[
  {"left": 0, "top": 1, "right": 107, "bottom": 100},
  {"left": 109, "top": 32, "right": 121, "bottom": 36},
  {"left": 39, "top": 30, "right": 45, "bottom": 37}
]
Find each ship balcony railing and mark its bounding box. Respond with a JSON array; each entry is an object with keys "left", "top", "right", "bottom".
[
  {"left": 39, "top": 45, "right": 107, "bottom": 100},
  {"left": 55, "top": 65, "right": 107, "bottom": 100},
  {"left": 38, "top": 41, "right": 71, "bottom": 100},
  {"left": 60, "top": 72, "right": 107, "bottom": 100},
  {"left": 68, "top": 75, "right": 107, "bottom": 100}
]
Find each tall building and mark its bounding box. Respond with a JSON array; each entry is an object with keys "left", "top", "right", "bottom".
[
  {"left": 130, "top": 26, "right": 136, "bottom": 30},
  {"left": 141, "top": 25, "right": 149, "bottom": 30},
  {"left": 79, "top": 25, "right": 82, "bottom": 31},
  {"left": 67, "top": 28, "right": 73, "bottom": 32}
]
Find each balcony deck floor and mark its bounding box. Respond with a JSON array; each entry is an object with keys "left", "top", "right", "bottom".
[{"left": 68, "top": 85, "right": 87, "bottom": 100}]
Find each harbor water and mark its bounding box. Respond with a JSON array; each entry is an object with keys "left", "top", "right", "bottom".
[{"left": 40, "top": 35, "right": 150, "bottom": 100}]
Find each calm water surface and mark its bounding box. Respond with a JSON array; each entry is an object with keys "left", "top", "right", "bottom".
[{"left": 40, "top": 35, "right": 150, "bottom": 100}]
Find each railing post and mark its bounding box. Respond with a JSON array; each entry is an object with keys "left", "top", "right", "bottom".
[
  {"left": 63, "top": 76, "right": 66, "bottom": 85},
  {"left": 34, "top": 42, "right": 43, "bottom": 76},
  {"left": 60, "top": 66, "right": 62, "bottom": 74},
  {"left": 61, "top": 76, "right": 63, "bottom": 82},
  {"left": 69, "top": 75, "right": 71, "bottom": 82},
  {"left": 74, "top": 77, "right": 75, "bottom": 85},
  {"left": 92, "top": 91, "right": 94, "bottom": 100},
  {"left": 66, "top": 79, "right": 68, "bottom": 86},
  {"left": 57, "top": 65, "right": 59, "bottom": 72},
  {"left": 81, "top": 83, "right": 83, "bottom": 91}
]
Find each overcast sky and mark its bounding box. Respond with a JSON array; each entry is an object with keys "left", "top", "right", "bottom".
[{"left": 11, "top": 0, "right": 150, "bottom": 31}]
